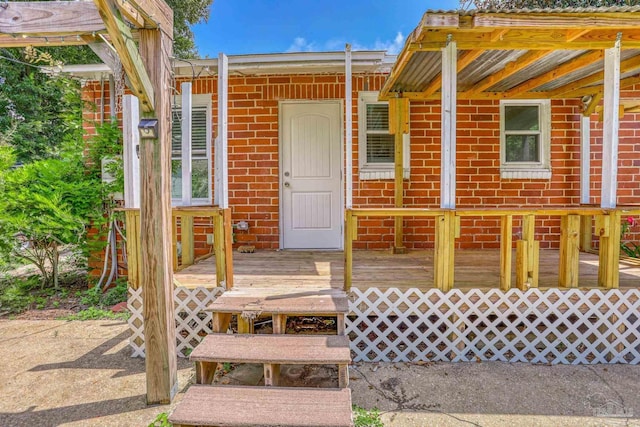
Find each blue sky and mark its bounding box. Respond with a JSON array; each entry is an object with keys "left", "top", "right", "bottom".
[{"left": 193, "top": 0, "right": 461, "bottom": 58}]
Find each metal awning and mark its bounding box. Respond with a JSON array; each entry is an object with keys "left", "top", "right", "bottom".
[{"left": 380, "top": 6, "right": 640, "bottom": 101}]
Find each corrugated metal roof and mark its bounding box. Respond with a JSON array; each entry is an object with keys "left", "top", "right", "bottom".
[
  {"left": 390, "top": 51, "right": 441, "bottom": 93},
  {"left": 488, "top": 50, "right": 585, "bottom": 92},
  {"left": 457, "top": 50, "right": 525, "bottom": 92}
]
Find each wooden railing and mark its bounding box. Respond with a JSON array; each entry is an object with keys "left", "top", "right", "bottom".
[
  {"left": 122, "top": 206, "right": 234, "bottom": 290},
  {"left": 344, "top": 207, "right": 640, "bottom": 291}
]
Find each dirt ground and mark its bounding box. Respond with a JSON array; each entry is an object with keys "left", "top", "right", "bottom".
[{"left": 1, "top": 320, "right": 639, "bottom": 427}]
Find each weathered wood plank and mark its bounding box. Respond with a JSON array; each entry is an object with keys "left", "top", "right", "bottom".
[
  {"left": 169, "top": 385, "right": 353, "bottom": 427},
  {"left": 559, "top": 215, "right": 581, "bottom": 288},
  {"left": 137, "top": 26, "right": 177, "bottom": 405},
  {"left": 0, "top": 1, "right": 104, "bottom": 34},
  {"left": 93, "top": 0, "right": 155, "bottom": 112},
  {"left": 124, "top": 0, "right": 173, "bottom": 33},
  {"left": 473, "top": 12, "right": 640, "bottom": 29},
  {"left": 500, "top": 215, "right": 512, "bottom": 291}
]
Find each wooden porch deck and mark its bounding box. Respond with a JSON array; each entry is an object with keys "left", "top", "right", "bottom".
[{"left": 174, "top": 249, "right": 640, "bottom": 290}]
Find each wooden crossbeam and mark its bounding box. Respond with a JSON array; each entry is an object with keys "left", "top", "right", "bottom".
[
  {"left": 119, "top": 0, "right": 173, "bottom": 32},
  {"left": 0, "top": 33, "right": 87, "bottom": 47},
  {"left": 0, "top": 1, "right": 104, "bottom": 35},
  {"left": 505, "top": 50, "right": 604, "bottom": 97},
  {"left": 465, "top": 50, "right": 552, "bottom": 95},
  {"left": 94, "top": 0, "right": 154, "bottom": 112},
  {"left": 550, "top": 53, "right": 640, "bottom": 97},
  {"left": 472, "top": 12, "right": 640, "bottom": 29}
]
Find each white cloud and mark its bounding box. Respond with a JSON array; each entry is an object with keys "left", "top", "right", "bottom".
[
  {"left": 286, "top": 37, "right": 316, "bottom": 52},
  {"left": 285, "top": 32, "right": 405, "bottom": 55}
]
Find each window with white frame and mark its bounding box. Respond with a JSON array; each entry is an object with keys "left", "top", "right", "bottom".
[
  {"left": 500, "top": 99, "right": 551, "bottom": 179},
  {"left": 171, "top": 95, "right": 212, "bottom": 205},
  {"left": 358, "top": 91, "right": 409, "bottom": 180}
]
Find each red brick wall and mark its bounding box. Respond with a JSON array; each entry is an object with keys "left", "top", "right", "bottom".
[{"left": 82, "top": 75, "right": 640, "bottom": 257}]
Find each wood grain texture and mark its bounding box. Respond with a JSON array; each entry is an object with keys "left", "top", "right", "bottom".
[
  {"left": 0, "top": 1, "right": 104, "bottom": 34},
  {"left": 94, "top": 0, "right": 155, "bottom": 112},
  {"left": 190, "top": 334, "right": 350, "bottom": 365},
  {"left": 138, "top": 27, "right": 177, "bottom": 404},
  {"left": 168, "top": 385, "right": 353, "bottom": 427}
]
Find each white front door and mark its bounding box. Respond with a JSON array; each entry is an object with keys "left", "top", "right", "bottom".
[{"left": 281, "top": 102, "right": 342, "bottom": 249}]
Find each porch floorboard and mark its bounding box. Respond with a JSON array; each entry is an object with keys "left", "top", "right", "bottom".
[{"left": 173, "top": 249, "right": 640, "bottom": 290}]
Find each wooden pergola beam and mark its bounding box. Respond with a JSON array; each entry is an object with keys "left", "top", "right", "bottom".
[
  {"left": 0, "top": 1, "right": 105, "bottom": 35},
  {"left": 465, "top": 50, "right": 553, "bottom": 96},
  {"left": 124, "top": 0, "right": 173, "bottom": 32},
  {"left": 549, "top": 53, "right": 640, "bottom": 97},
  {"left": 94, "top": 0, "right": 155, "bottom": 112},
  {"left": 473, "top": 12, "right": 640, "bottom": 29},
  {"left": 505, "top": 50, "right": 604, "bottom": 97}
]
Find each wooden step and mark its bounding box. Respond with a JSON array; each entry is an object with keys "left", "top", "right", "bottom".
[
  {"left": 169, "top": 385, "right": 353, "bottom": 427},
  {"left": 207, "top": 287, "right": 349, "bottom": 316},
  {"left": 192, "top": 333, "right": 350, "bottom": 364},
  {"left": 191, "top": 333, "right": 351, "bottom": 387}
]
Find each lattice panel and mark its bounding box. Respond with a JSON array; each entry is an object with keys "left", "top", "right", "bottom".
[
  {"left": 346, "top": 288, "right": 640, "bottom": 365},
  {"left": 128, "top": 286, "right": 224, "bottom": 358}
]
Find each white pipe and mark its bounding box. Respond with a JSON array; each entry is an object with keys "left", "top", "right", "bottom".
[{"left": 345, "top": 44, "right": 353, "bottom": 209}]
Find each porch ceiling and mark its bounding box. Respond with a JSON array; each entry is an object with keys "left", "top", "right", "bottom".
[{"left": 380, "top": 6, "right": 640, "bottom": 101}]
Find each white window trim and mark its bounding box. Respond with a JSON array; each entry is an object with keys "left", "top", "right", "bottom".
[
  {"left": 500, "top": 99, "right": 551, "bottom": 180},
  {"left": 358, "top": 91, "right": 410, "bottom": 180},
  {"left": 172, "top": 94, "right": 213, "bottom": 206}
]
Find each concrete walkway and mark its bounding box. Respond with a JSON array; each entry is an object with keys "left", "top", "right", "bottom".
[{"left": 0, "top": 320, "right": 638, "bottom": 426}]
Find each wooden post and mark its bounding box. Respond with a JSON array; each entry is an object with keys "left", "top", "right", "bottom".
[
  {"left": 440, "top": 40, "right": 457, "bottom": 210},
  {"left": 500, "top": 215, "right": 512, "bottom": 291},
  {"left": 344, "top": 209, "right": 355, "bottom": 292},
  {"left": 516, "top": 214, "right": 539, "bottom": 289},
  {"left": 389, "top": 98, "right": 409, "bottom": 254},
  {"left": 181, "top": 215, "right": 194, "bottom": 267},
  {"left": 125, "top": 210, "right": 140, "bottom": 289},
  {"left": 434, "top": 211, "right": 455, "bottom": 291},
  {"left": 214, "top": 210, "right": 226, "bottom": 288},
  {"left": 223, "top": 207, "right": 234, "bottom": 290},
  {"left": 559, "top": 214, "right": 581, "bottom": 287},
  {"left": 138, "top": 26, "right": 178, "bottom": 404},
  {"left": 580, "top": 115, "right": 591, "bottom": 205},
  {"left": 601, "top": 39, "right": 621, "bottom": 209},
  {"left": 580, "top": 215, "right": 593, "bottom": 251},
  {"left": 598, "top": 211, "right": 621, "bottom": 288}
]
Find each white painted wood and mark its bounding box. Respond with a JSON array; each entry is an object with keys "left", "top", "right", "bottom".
[
  {"left": 215, "top": 53, "right": 229, "bottom": 209},
  {"left": 280, "top": 102, "right": 342, "bottom": 249},
  {"left": 122, "top": 94, "right": 140, "bottom": 208},
  {"left": 345, "top": 44, "right": 353, "bottom": 209},
  {"left": 580, "top": 115, "right": 591, "bottom": 205},
  {"left": 601, "top": 40, "right": 621, "bottom": 209},
  {"left": 128, "top": 285, "right": 640, "bottom": 364},
  {"left": 347, "top": 288, "right": 640, "bottom": 364},
  {"left": 181, "top": 82, "right": 192, "bottom": 206},
  {"left": 440, "top": 41, "right": 457, "bottom": 209}
]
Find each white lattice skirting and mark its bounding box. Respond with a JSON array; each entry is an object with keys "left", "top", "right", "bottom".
[
  {"left": 128, "top": 287, "right": 640, "bottom": 364},
  {"left": 128, "top": 286, "right": 224, "bottom": 358}
]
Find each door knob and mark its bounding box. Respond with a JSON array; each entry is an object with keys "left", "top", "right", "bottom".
[{"left": 284, "top": 182, "right": 290, "bottom": 187}]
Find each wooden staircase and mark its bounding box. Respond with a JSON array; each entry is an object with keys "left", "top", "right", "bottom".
[{"left": 169, "top": 287, "right": 353, "bottom": 427}]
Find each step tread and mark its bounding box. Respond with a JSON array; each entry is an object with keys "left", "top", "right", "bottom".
[
  {"left": 208, "top": 288, "right": 349, "bottom": 315},
  {"left": 169, "top": 385, "right": 353, "bottom": 427},
  {"left": 191, "top": 333, "right": 351, "bottom": 364}
]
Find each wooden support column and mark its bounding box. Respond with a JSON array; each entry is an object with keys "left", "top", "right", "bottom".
[
  {"left": 580, "top": 215, "right": 593, "bottom": 252},
  {"left": 598, "top": 211, "right": 621, "bottom": 288},
  {"left": 440, "top": 40, "right": 457, "bottom": 209},
  {"left": 214, "top": 210, "right": 226, "bottom": 288},
  {"left": 516, "top": 215, "right": 539, "bottom": 290},
  {"left": 344, "top": 209, "right": 356, "bottom": 292},
  {"left": 223, "top": 207, "right": 234, "bottom": 290},
  {"left": 559, "top": 215, "right": 581, "bottom": 287},
  {"left": 138, "top": 26, "right": 177, "bottom": 404},
  {"left": 389, "top": 97, "right": 409, "bottom": 254},
  {"left": 500, "top": 215, "right": 513, "bottom": 291},
  {"left": 601, "top": 39, "right": 621, "bottom": 209},
  {"left": 434, "top": 211, "right": 455, "bottom": 291},
  {"left": 181, "top": 215, "right": 194, "bottom": 267}
]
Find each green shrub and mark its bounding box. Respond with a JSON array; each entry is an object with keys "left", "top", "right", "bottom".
[{"left": 60, "top": 307, "right": 129, "bottom": 321}]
